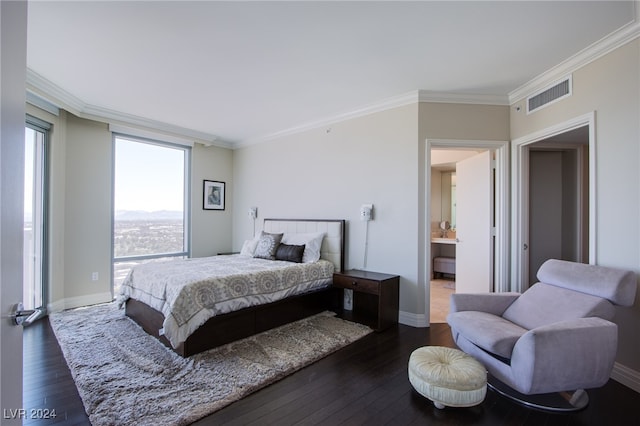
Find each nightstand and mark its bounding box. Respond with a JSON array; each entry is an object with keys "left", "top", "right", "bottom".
[{"left": 333, "top": 269, "right": 399, "bottom": 331}]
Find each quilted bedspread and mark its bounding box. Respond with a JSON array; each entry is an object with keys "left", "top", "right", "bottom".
[{"left": 117, "top": 255, "right": 334, "bottom": 348}]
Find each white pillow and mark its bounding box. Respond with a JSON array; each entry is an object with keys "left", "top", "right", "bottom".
[
  {"left": 281, "top": 232, "right": 325, "bottom": 263},
  {"left": 239, "top": 237, "right": 259, "bottom": 256}
]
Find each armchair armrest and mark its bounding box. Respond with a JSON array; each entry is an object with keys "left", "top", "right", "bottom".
[
  {"left": 450, "top": 292, "right": 520, "bottom": 316},
  {"left": 511, "top": 317, "right": 618, "bottom": 394}
]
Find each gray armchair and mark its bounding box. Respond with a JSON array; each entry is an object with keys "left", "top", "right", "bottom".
[{"left": 447, "top": 259, "right": 636, "bottom": 409}]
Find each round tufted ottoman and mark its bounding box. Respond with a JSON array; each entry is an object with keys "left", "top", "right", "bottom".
[{"left": 408, "top": 346, "right": 487, "bottom": 409}]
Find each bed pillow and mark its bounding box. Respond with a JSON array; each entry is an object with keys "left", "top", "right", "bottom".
[
  {"left": 275, "top": 243, "right": 305, "bottom": 263},
  {"left": 281, "top": 232, "right": 325, "bottom": 263},
  {"left": 253, "top": 231, "right": 283, "bottom": 260},
  {"left": 239, "top": 237, "right": 259, "bottom": 256}
]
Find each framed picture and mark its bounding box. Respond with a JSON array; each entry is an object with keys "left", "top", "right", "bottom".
[{"left": 203, "top": 180, "right": 225, "bottom": 210}]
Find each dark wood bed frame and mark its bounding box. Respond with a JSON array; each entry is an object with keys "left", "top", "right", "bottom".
[{"left": 125, "top": 219, "right": 345, "bottom": 357}]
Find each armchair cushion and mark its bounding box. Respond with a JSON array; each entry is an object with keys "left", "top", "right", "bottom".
[
  {"left": 449, "top": 292, "right": 520, "bottom": 316},
  {"left": 447, "top": 311, "right": 527, "bottom": 359},
  {"left": 537, "top": 259, "right": 637, "bottom": 306},
  {"left": 502, "top": 283, "right": 615, "bottom": 330}
]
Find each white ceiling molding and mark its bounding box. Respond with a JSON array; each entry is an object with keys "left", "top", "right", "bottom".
[
  {"left": 509, "top": 12, "right": 640, "bottom": 105},
  {"left": 26, "top": 69, "right": 229, "bottom": 149},
  {"left": 237, "top": 90, "right": 508, "bottom": 148},
  {"left": 26, "top": 91, "right": 59, "bottom": 117},
  {"left": 109, "top": 124, "right": 195, "bottom": 148},
  {"left": 27, "top": 70, "right": 507, "bottom": 150},
  {"left": 237, "top": 90, "right": 421, "bottom": 148},
  {"left": 26, "top": 70, "right": 85, "bottom": 115},
  {"left": 83, "top": 104, "right": 228, "bottom": 148},
  {"left": 418, "top": 91, "right": 508, "bottom": 105}
]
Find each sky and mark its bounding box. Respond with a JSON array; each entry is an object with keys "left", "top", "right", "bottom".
[
  {"left": 24, "top": 128, "right": 35, "bottom": 220},
  {"left": 114, "top": 137, "right": 185, "bottom": 212}
]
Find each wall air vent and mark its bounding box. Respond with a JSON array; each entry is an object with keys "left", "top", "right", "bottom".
[{"left": 527, "top": 75, "right": 572, "bottom": 114}]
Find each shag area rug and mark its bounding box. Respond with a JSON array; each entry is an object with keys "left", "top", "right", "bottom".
[{"left": 49, "top": 303, "right": 372, "bottom": 426}]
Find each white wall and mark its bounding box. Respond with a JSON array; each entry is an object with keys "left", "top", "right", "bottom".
[
  {"left": 62, "top": 114, "right": 113, "bottom": 306},
  {"left": 233, "top": 103, "right": 422, "bottom": 320},
  {"left": 191, "top": 143, "right": 234, "bottom": 257},
  {"left": 511, "top": 39, "right": 640, "bottom": 375}
]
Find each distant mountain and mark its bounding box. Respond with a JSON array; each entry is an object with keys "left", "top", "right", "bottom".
[{"left": 115, "top": 210, "right": 183, "bottom": 221}]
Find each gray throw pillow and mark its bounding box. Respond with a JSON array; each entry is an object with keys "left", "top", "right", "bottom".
[
  {"left": 275, "top": 243, "right": 305, "bottom": 263},
  {"left": 253, "top": 231, "right": 283, "bottom": 260}
]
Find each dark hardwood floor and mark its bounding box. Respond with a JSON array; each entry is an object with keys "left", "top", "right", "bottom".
[{"left": 24, "top": 316, "right": 640, "bottom": 425}]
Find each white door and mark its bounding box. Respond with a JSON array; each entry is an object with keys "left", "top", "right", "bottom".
[
  {"left": 1, "top": 1, "right": 27, "bottom": 420},
  {"left": 455, "top": 150, "right": 493, "bottom": 293}
]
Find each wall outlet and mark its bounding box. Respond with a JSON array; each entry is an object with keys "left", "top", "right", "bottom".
[
  {"left": 91, "top": 272, "right": 99, "bottom": 281},
  {"left": 343, "top": 288, "right": 353, "bottom": 311},
  {"left": 360, "top": 204, "right": 373, "bottom": 221}
]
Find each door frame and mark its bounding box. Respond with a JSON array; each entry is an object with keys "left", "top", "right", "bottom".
[
  {"left": 511, "top": 112, "right": 596, "bottom": 292},
  {"left": 425, "top": 139, "right": 510, "bottom": 322}
]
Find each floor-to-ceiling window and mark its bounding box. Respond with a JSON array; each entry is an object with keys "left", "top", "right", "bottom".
[
  {"left": 23, "top": 116, "right": 50, "bottom": 322},
  {"left": 112, "top": 135, "right": 190, "bottom": 296}
]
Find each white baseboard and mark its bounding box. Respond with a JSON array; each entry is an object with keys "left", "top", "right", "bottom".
[
  {"left": 399, "top": 310, "right": 428, "bottom": 328},
  {"left": 611, "top": 362, "right": 640, "bottom": 393},
  {"left": 47, "top": 292, "right": 112, "bottom": 313}
]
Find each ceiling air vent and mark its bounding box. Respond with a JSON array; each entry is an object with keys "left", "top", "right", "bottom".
[{"left": 527, "top": 75, "right": 572, "bottom": 114}]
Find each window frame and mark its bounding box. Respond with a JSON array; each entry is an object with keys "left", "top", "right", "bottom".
[
  {"left": 111, "top": 133, "right": 191, "bottom": 294},
  {"left": 24, "top": 114, "right": 51, "bottom": 315}
]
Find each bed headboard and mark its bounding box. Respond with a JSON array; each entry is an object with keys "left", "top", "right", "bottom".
[{"left": 262, "top": 219, "right": 345, "bottom": 272}]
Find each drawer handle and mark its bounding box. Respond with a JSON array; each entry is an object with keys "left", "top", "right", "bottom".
[{"left": 352, "top": 281, "right": 358, "bottom": 286}]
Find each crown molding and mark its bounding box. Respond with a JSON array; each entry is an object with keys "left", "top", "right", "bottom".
[
  {"left": 418, "top": 91, "right": 509, "bottom": 105},
  {"left": 237, "top": 90, "right": 507, "bottom": 148},
  {"left": 26, "top": 68, "right": 230, "bottom": 149},
  {"left": 26, "top": 91, "right": 59, "bottom": 117},
  {"left": 82, "top": 104, "right": 232, "bottom": 149},
  {"left": 26, "top": 69, "right": 85, "bottom": 114},
  {"left": 237, "top": 90, "right": 422, "bottom": 148},
  {"left": 509, "top": 13, "right": 640, "bottom": 104}
]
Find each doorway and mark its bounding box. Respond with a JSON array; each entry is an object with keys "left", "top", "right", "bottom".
[
  {"left": 512, "top": 113, "right": 595, "bottom": 292},
  {"left": 426, "top": 139, "right": 509, "bottom": 324},
  {"left": 528, "top": 135, "right": 589, "bottom": 287}
]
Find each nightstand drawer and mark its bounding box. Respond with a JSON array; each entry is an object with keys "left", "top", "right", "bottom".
[{"left": 333, "top": 275, "right": 380, "bottom": 295}]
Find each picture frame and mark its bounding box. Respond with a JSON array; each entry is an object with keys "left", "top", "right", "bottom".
[{"left": 203, "top": 180, "right": 225, "bottom": 210}]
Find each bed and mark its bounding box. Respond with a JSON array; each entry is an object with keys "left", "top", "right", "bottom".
[{"left": 120, "top": 218, "right": 345, "bottom": 357}]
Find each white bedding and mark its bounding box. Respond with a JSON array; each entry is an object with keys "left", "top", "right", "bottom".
[{"left": 117, "top": 254, "right": 334, "bottom": 348}]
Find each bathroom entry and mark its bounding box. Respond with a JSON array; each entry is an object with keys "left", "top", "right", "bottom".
[
  {"left": 428, "top": 139, "right": 509, "bottom": 323},
  {"left": 430, "top": 148, "right": 495, "bottom": 321}
]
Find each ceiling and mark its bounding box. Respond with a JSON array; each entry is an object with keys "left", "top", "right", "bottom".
[{"left": 26, "top": 1, "right": 636, "bottom": 147}]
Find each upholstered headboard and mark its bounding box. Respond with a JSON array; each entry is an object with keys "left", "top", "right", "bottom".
[{"left": 262, "top": 219, "right": 345, "bottom": 272}]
